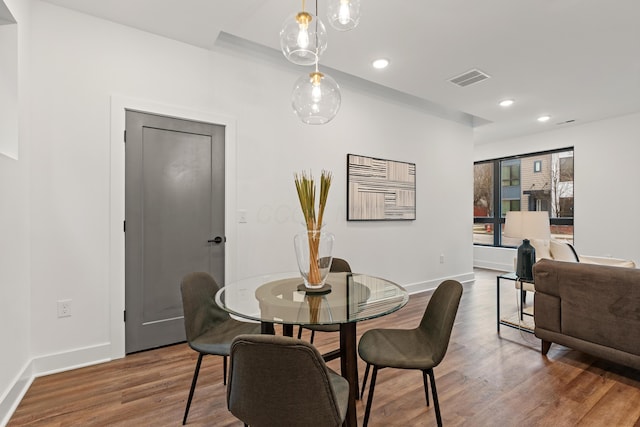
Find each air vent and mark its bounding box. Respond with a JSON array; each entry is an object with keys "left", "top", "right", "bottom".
[{"left": 449, "top": 69, "right": 491, "bottom": 87}]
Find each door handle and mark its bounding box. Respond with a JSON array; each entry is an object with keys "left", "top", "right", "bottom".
[{"left": 208, "top": 236, "right": 225, "bottom": 244}]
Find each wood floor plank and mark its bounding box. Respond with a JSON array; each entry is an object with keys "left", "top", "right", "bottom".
[{"left": 8, "top": 269, "right": 640, "bottom": 426}]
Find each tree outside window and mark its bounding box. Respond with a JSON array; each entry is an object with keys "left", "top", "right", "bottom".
[
  {"left": 473, "top": 162, "right": 493, "bottom": 218},
  {"left": 551, "top": 152, "right": 574, "bottom": 218}
]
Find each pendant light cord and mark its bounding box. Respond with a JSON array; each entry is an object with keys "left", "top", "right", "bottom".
[{"left": 314, "top": 0, "right": 320, "bottom": 60}]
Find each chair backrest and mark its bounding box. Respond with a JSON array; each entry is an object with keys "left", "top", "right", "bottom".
[
  {"left": 330, "top": 257, "right": 352, "bottom": 273},
  {"left": 180, "top": 272, "right": 230, "bottom": 343},
  {"left": 418, "top": 279, "right": 463, "bottom": 366},
  {"left": 227, "top": 334, "right": 346, "bottom": 427}
]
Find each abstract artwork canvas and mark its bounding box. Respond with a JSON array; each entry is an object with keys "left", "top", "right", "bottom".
[{"left": 347, "top": 154, "right": 416, "bottom": 220}]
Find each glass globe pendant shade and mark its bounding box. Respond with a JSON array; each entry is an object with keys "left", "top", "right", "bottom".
[
  {"left": 326, "top": 0, "right": 361, "bottom": 31},
  {"left": 292, "top": 70, "right": 341, "bottom": 125},
  {"left": 280, "top": 11, "right": 328, "bottom": 66}
]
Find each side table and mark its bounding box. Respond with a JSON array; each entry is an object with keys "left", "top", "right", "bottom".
[{"left": 496, "top": 272, "right": 534, "bottom": 333}]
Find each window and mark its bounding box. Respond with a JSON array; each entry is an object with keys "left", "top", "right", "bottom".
[
  {"left": 501, "top": 162, "right": 520, "bottom": 186},
  {"left": 501, "top": 200, "right": 520, "bottom": 216},
  {"left": 473, "top": 163, "right": 493, "bottom": 218},
  {"left": 559, "top": 197, "right": 574, "bottom": 217},
  {"left": 559, "top": 157, "right": 574, "bottom": 182},
  {"left": 473, "top": 163, "right": 494, "bottom": 245},
  {"left": 473, "top": 148, "right": 574, "bottom": 246}
]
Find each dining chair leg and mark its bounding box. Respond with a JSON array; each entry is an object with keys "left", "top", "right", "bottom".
[
  {"left": 223, "top": 355, "right": 228, "bottom": 385},
  {"left": 360, "top": 363, "right": 371, "bottom": 399},
  {"left": 183, "top": 353, "right": 204, "bottom": 425},
  {"left": 362, "top": 366, "right": 378, "bottom": 427},
  {"left": 310, "top": 330, "right": 316, "bottom": 344},
  {"left": 297, "top": 326, "right": 303, "bottom": 339},
  {"left": 422, "top": 370, "right": 430, "bottom": 406},
  {"left": 427, "top": 369, "right": 442, "bottom": 427}
]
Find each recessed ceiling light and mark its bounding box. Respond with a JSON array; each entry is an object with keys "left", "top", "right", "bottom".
[
  {"left": 499, "top": 99, "right": 514, "bottom": 107},
  {"left": 372, "top": 58, "right": 390, "bottom": 69},
  {"left": 537, "top": 115, "right": 551, "bottom": 122}
]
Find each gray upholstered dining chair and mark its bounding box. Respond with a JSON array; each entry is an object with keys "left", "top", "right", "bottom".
[
  {"left": 180, "top": 272, "right": 261, "bottom": 425},
  {"left": 297, "top": 257, "right": 352, "bottom": 343},
  {"left": 358, "top": 279, "right": 463, "bottom": 427},
  {"left": 227, "top": 334, "right": 349, "bottom": 427}
]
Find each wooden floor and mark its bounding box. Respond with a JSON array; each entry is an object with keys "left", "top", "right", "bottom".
[{"left": 9, "top": 269, "right": 640, "bottom": 426}]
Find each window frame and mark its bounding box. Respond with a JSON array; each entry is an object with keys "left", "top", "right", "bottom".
[{"left": 474, "top": 147, "right": 574, "bottom": 248}]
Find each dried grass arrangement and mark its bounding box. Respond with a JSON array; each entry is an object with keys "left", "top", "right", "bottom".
[{"left": 294, "top": 170, "right": 332, "bottom": 285}]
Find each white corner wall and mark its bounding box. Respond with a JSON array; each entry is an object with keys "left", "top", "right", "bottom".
[
  {"left": 0, "top": 0, "right": 31, "bottom": 425},
  {"left": 474, "top": 112, "right": 640, "bottom": 270},
  {"left": 0, "top": 0, "right": 475, "bottom": 410}
]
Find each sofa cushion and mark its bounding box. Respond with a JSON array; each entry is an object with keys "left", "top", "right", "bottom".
[
  {"left": 550, "top": 240, "right": 579, "bottom": 262},
  {"left": 530, "top": 239, "right": 552, "bottom": 260},
  {"left": 579, "top": 255, "right": 636, "bottom": 268}
]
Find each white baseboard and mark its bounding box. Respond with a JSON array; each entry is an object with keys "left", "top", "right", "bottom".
[
  {"left": 473, "top": 245, "right": 516, "bottom": 273},
  {"left": 403, "top": 271, "right": 475, "bottom": 295},
  {"left": 474, "top": 260, "right": 512, "bottom": 271},
  {"left": 1, "top": 343, "right": 116, "bottom": 426},
  {"left": 0, "top": 363, "right": 32, "bottom": 427},
  {"left": 31, "top": 343, "right": 113, "bottom": 377}
]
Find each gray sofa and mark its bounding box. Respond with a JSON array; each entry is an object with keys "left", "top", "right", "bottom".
[{"left": 533, "top": 259, "right": 640, "bottom": 370}]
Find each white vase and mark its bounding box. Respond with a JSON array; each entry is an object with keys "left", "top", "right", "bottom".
[{"left": 293, "top": 229, "right": 335, "bottom": 289}]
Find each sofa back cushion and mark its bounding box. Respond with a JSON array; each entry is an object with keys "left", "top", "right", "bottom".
[
  {"left": 549, "top": 239, "right": 580, "bottom": 262},
  {"left": 580, "top": 256, "right": 636, "bottom": 268},
  {"left": 530, "top": 239, "right": 552, "bottom": 260}
]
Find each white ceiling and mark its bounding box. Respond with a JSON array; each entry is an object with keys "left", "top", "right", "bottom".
[
  {"left": 0, "top": 0, "right": 16, "bottom": 24},
  {"left": 41, "top": 0, "right": 640, "bottom": 144}
]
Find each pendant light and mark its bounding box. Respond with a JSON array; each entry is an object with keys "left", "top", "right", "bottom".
[
  {"left": 280, "top": 0, "right": 327, "bottom": 66},
  {"left": 326, "top": 0, "right": 361, "bottom": 31},
  {"left": 292, "top": 62, "right": 341, "bottom": 125}
]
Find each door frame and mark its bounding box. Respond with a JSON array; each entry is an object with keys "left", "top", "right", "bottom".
[{"left": 109, "top": 95, "right": 238, "bottom": 359}]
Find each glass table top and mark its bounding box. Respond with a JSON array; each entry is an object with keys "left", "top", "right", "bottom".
[{"left": 216, "top": 272, "right": 409, "bottom": 325}]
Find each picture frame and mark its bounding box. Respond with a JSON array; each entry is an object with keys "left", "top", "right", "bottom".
[{"left": 347, "top": 153, "right": 416, "bottom": 221}]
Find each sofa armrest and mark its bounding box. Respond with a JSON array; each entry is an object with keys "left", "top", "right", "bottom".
[{"left": 534, "top": 292, "right": 561, "bottom": 332}]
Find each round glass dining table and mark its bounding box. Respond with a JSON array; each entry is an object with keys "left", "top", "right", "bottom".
[{"left": 216, "top": 271, "right": 409, "bottom": 427}]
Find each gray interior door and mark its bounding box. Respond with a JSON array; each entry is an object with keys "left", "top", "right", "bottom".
[{"left": 125, "top": 110, "right": 225, "bottom": 353}]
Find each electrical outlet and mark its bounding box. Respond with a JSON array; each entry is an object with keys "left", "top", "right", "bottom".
[
  {"left": 237, "top": 209, "right": 248, "bottom": 223},
  {"left": 440, "top": 253, "right": 445, "bottom": 264},
  {"left": 57, "top": 299, "right": 72, "bottom": 318}
]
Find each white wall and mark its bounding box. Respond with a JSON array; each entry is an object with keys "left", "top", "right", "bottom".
[
  {"left": 474, "top": 112, "right": 640, "bottom": 270},
  {"left": 0, "top": 1, "right": 474, "bottom": 418},
  {"left": 0, "top": 0, "right": 31, "bottom": 424},
  {"left": 0, "top": 11, "right": 18, "bottom": 159}
]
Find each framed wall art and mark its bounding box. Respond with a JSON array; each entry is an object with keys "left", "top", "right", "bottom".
[{"left": 347, "top": 154, "right": 416, "bottom": 221}]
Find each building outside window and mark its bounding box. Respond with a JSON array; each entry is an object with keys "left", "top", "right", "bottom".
[
  {"left": 473, "top": 148, "right": 574, "bottom": 247},
  {"left": 501, "top": 162, "right": 520, "bottom": 186}
]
